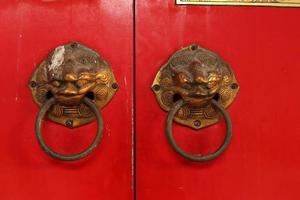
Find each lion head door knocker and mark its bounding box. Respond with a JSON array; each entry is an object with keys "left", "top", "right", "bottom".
[
  {"left": 152, "top": 44, "right": 239, "bottom": 162},
  {"left": 29, "top": 42, "right": 118, "bottom": 161}
]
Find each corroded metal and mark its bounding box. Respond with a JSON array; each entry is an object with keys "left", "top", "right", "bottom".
[
  {"left": 35, "top": 97, "right": 103, "bottom": 161},
  {"left": 152, "top": 44, "right": 239, "bottom": 129},
  {"left": 29, "top": 42, "right": 118, "bottom": 128},
  {"left": 166, "top": 99, "right": 232, "bottom": 162}
]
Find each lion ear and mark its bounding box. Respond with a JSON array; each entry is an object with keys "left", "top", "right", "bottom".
[
  {"left": 167, "top": 64, "right": 175, "bottom": 76},
  {"left": 169, "top": 64, "right": 175, "bottom": 71},
  {"left": 169, "top": 64, "right": 181, "bottom": 74}
]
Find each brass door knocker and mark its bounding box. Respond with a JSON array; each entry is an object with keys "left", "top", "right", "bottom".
[
  {"left": 152, "top": 44, "right": 239, "bottom": 162},
  {"left": 29, "top": 42, "right": 118, "bottom": 161}
]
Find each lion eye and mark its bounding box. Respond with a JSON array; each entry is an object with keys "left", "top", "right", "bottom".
[
  {"left": 77, "top": 79, "right": 89, "bottom": 87},
  {"left": 207, "top": 81, "right": 217, "bottom": 89},
  {"left": 51, "top": 80, "right": 61, "bottom": 87},
  {"left": 177, "top": 73, "right": 189, "bottom": 84},
  {"left": 207, "top": 73, "right": 220, "bottom": 88},
  {"left": 208, "top": 73, "right": 219, "bottom": 81}
]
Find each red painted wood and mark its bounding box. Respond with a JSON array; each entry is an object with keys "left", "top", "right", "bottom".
[
  {"left": 0, "top": 1, "right": 132, "bottom": 200},
  {"left": 136, "top": 1, "right": 300, "bottom": 200}
]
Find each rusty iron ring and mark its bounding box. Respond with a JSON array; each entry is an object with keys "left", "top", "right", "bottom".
[
  {"left": 166, "top": 99, "right": 232, "bottom": 162},
  {"left": 35, "top": 97, "right": 103, "bottom": 161}
]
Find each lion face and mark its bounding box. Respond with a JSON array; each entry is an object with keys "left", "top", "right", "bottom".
[
  {"left": 29, "top": 42, "right": 117, "bottom": 127},
  {"left": 45, "top": 43, "right": 109, "bottom": 105},
  {"left": 161, "top": 45, "right": 231, "bottom": 106},
  {"left": 152, "top": 44, "right": 239, "bottom": 129}
]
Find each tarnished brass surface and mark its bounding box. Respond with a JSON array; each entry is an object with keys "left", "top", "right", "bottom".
[
  {"left": 35, "top": 97, "right": 103, "bottom": 161},
  {"left": 29, "top": 42, "right": 118, "bottom": 128},
  {"left": 176, "top": 0, "right": 300, "bottom": 7},
  {"left": 152, "top": 44, "right": 239, "bottom": 129},
  {"left": 166, "top": 99, "right": 232, "bottom": 162}
]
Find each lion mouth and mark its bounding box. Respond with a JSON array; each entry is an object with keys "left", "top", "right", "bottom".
[
  {"left": 181, "top": 94, "right": 217, "bottom": 106},
  {"left": 55, "top": 93, "right": 85, "bottom": 104}
]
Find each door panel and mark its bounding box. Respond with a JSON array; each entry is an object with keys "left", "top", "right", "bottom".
[
  {"left": 136, "top": 1, "right": 300, "bottom": 200},
  {"left": 0, "top": 1, "right": 132, "bottom": 200}
]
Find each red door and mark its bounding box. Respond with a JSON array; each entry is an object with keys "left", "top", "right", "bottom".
[
  {"left": 136, "top": 1, "right": 300, "bottom": 200},
  {"left": 0, "top": 1, "right": 132, "bottom": 200},
  {"left": 1, "top": 1, "right": 300, "bottom": 200}
]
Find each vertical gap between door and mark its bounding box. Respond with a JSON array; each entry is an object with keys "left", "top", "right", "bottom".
[{"left": 133, "top": 0, "right": 136, "bottom": 200}]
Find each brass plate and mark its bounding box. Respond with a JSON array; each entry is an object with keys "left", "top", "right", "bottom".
[
  {"left": 152, "top": 44, "right": 239, "bottom": 129},
  {"left": 29, "top": 42, "right": 118, "bottom": 128},
  {"left": 176, "top": 0, "right": 300, "bottom": 7}
]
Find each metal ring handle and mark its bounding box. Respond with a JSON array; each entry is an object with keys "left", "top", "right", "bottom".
[
  {"left": 166, "top": 99, "right": 232, "bottom": 162},
  {"left": 35, "top": 97, "right": 103, "bottom": 161}
]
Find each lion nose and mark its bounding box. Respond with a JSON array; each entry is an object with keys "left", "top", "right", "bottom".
[{"left": 61, "top": 82, "right": 78, "bottom": 95}]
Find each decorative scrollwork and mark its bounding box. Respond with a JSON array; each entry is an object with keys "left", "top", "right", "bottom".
[
  {"left": 152, "top": 44, "right": 239, "bottom": 129},
  {"left": 29, "top": 42, "right": 118, "bottom": 127}
]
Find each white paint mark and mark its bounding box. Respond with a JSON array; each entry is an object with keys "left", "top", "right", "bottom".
[
  {"left": 48, "top": 46, "right": 65, "bottom": 72},
  {"left": 106, "top": 127, "right": 111, "bottom": 136},
  {"left": 124, "top": 77, "right": 127, "bottom": 87}
]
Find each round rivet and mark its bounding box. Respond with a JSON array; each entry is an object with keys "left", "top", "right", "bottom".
[
  {"left": 30, "top": 81, "right": 37, "bottom": 88},
  {"left": 71, "top": 42, "right": 78, "bottom": 48},
  {"left": 112, "top": 83, "right": 118, "bottom": 89},
  {"left": 152, "top": 84, "right": 160, "bottom": 92},
  {"left": 191, "top": 45, "right": 198, "bottom": 51},
  {"left": 231, "top": 83, "right": 239, "bottom": 90},
  {"left": 65, "top": 119, "right": 73, "bottom": 128},
  {"left": 193, "top": 120, "right": 201, "bottom": 127}
]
